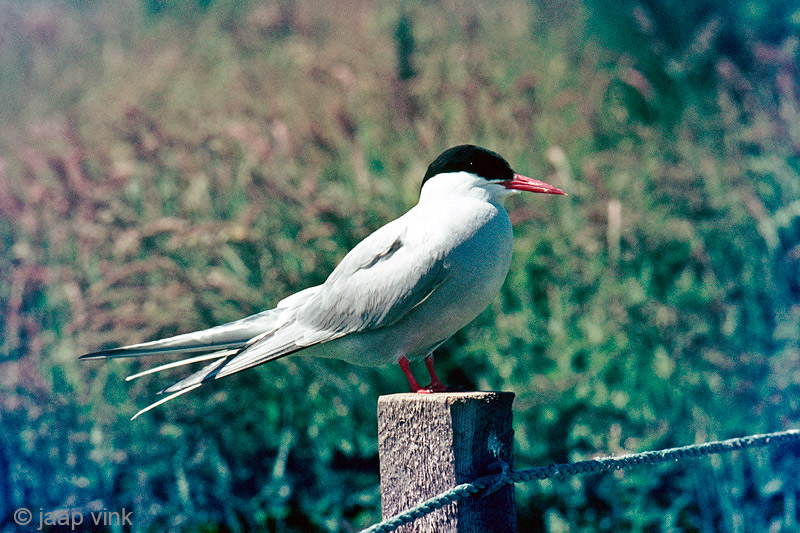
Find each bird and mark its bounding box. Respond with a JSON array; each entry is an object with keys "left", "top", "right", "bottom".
[{"left": 80, "top": 144, "right": 565, "bottom": 419}]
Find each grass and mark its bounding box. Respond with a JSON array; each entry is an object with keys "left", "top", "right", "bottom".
[{"left": 2, "top": 0, "right": 800, "bottom": 530}]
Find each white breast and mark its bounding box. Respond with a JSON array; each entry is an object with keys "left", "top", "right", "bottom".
[
  {"left": 315, "top": 194, "right": 514, "bottom": 366},
  {"left": 395, "top": 197, "right": 514, "bottom": 356}
]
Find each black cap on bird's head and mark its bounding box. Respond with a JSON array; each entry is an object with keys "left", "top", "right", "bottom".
[
  {"left": 422, "top": 145, "right": 513, "bottom": 188},
  {"left": 421, "top": 144, "right": 566, "bottom": 195}
]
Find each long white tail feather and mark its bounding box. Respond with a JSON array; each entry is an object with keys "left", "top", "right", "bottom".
[
  {"left": 158, "top": 321, "right": 315, "bottom": 394},
  {"left": 83, "top": 285, "right": 339, "bottom": 416},
  {"left": 125, "top": 349, "right": 238, "bottom": 381},
  {"left": 159, "top": 357, "right": 233, "bottom": 394},
  {"left": 130, "top": 384, "right": 202, "bottom": 420}
]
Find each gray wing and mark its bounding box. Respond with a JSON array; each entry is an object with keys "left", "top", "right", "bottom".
[
  {"left": 297, "top": 217, "right": 449, "bottom": 342},
  {"left": 158, "top": 216, "right": 449, "bottom": 395}
]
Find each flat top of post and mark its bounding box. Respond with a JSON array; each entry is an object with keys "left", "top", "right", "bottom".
[{"left": 378, "top": 391, "right": 514, "bottom": 405}]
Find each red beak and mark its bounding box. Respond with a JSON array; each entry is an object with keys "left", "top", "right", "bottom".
[{"left": 504, "top": 173, "right": 566, "bottom": 195}]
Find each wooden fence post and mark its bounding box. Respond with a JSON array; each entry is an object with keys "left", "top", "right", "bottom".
[{"left": 377, "top": 391, "right": 516, "bottom": 532}]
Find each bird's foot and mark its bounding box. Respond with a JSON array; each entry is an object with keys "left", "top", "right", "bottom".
[{"left": 399, "top": 355, "right": 450, "bottom": 393}]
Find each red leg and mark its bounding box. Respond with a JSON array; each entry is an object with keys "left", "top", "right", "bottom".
[
  {"left": 398, "top": 356, "right": 422, "bottom": 392},
  {"left": 422, "top": 354, "right": 448, "bottom": 393}
]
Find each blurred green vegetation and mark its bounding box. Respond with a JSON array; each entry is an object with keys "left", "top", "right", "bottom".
[{"left": 2, "top": 0, "right": 800, "bottom": 530}]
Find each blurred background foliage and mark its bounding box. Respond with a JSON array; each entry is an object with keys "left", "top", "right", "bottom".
[{"left": 2, "top": 0, "right": 800, "bottom": 530}]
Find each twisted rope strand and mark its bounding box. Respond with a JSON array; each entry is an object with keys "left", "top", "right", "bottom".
[{"left": 361, "top": 429, "right": 800, "bottom": 533}]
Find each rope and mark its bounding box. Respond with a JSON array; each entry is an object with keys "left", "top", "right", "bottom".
[{"left": 361, "top": 429, "right": 800, "bottom": 533}]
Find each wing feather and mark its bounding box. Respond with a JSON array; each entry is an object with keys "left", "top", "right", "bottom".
[
  {"left": 298, "top": 217, "right": 448, "bottom": 338},
  {"left": 155, "top": 214, "right": 449, "bottom": 394}
]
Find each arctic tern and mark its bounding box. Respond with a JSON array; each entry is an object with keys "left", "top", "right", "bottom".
[{"left": 80, "top": 145, "right": 565, "bottom": 418}]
